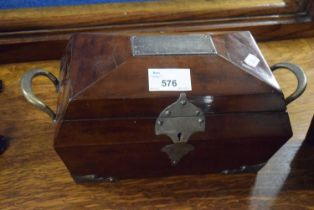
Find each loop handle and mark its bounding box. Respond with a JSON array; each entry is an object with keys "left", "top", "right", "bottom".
[
  {"left": 271, "top": 63, "right": 307, "bottom": 105},
  {"left": 21, "top": 69, "right": 59, "bottom": 121}
]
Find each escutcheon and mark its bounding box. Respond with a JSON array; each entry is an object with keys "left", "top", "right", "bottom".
[{"left": 155, "top": 93, "right": 205, "bottom": 165}]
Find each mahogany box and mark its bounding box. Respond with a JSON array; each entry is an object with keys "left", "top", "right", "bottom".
[{"left": 21, "top": 31, "right": 307, "bottom": 182}]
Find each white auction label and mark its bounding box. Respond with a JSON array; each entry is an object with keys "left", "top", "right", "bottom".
[
  {"left": 148, "top": 68, "right": 192, "bottom": 91},
  {"left": 244, "top": 53, "right": 260, "bottom": 67}
]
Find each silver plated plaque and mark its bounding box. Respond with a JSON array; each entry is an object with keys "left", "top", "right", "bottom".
[{"left": 131, "top": 34, "right": 217, "bottom": 56}]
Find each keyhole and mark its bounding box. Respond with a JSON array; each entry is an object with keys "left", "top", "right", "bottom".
[{"left": 177, "top": 132, "right": 182, "bottom": 141}]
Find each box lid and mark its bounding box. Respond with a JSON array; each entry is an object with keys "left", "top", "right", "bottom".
[{"left": 56, "top": 31, "right": 285, "bottom": 121}]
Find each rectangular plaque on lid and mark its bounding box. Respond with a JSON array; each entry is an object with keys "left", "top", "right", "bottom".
[{"left": 131, "top": 34, "right": 217, "bottom": 56}]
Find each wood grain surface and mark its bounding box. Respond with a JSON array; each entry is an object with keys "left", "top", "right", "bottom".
[
  {"left": 1, "top": 37, "right": 314, "bottom": 209},
  {"left": 0, "top": 0, "right": 298, "bottom": 31},
  {"left": 1, "top": 0, "right": 314, "bottom": 64}
]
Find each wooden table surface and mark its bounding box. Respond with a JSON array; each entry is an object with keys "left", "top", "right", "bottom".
[{"left": 1, "top": 37, "right": 314, "bottom": 210}]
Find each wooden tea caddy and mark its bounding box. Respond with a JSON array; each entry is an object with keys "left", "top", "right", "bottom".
[{"left": 21, "top": 31, "right": 307, "bottom": 182}]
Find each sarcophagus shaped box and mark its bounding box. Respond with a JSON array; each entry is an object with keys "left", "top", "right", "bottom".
[{"left": 21, "top": 31, "right": 306, "bottom": 182}]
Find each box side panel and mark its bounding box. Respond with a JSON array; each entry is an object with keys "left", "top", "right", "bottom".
[
  {"left": 213, "top": 31, "right": 281, "bottom": 90},
  {"left": 69, "top": 33, "right": 133, "bottom": 98}
]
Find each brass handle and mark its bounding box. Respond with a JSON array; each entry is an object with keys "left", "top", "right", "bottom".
[
  {"left": 271, "top": 63, "right": 307, "bottom": 105},
  {"left": 21, "top": 69, "right": 59, "bottom": 121}
]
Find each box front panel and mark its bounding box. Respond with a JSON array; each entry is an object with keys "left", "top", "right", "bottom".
[{"left": 54, "top": 112, "right": 292, "bottom": 180}]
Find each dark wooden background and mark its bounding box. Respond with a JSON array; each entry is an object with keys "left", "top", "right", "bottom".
[{"left": 1, "top": 0, "right": 314, "bottom": 64}]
